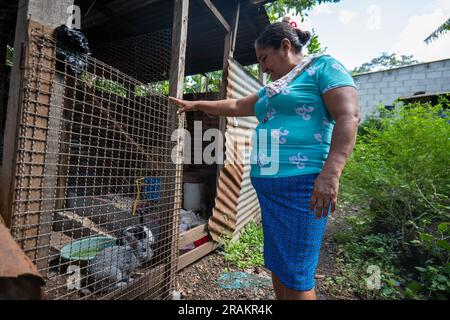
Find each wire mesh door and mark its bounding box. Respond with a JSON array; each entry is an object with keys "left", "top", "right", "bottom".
[{"left": 8, "top": 20, "right": 181, "bottom": 300}]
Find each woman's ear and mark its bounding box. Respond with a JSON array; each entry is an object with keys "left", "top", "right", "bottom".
[{"left": 281, "top": 38, "right": 292, "bottom": 57}]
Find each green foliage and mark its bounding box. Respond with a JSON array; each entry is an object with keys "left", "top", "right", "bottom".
[
  {"left": 406, "top": 222, "right": 450, "bottom": 299},
  {"left": 243, "top": 64, "right": 259, "bottom": 80},
  {"left": 135, "top": 70, "right": 224, "bottom": 96},
  {"left": 183, "top": 71, "right": 222, "bottom": 94},
  {"left": 95, "top": 78, "right": 127, "bottom": 98},
  {"left": 355, "top": 104, "right": 390, "bottom": 136},
  {"left": 205, "top": 70, "right": 222, "bottom": 92},
  {"left": 222, "top": 222, "right": 264, "bottom": 270},
  {"left": 82, "top": 69, "right": 222, "bottom": 98},
  {"left": 407, "top": 262, "right": 450, "bottom": 299},
  {"left": 336, "top": 97, "right": 450, "bottom": 299},
  {"left": 342, "top": 98, "right": 450, "bottom": 233},
  {"left": 135, "top": 81, "right": 169, "bottom": 96},
  {"left": 332, "top": 225, "right": 403, "bottom": 299},
  {"left": 185, "top": 74, "right": 207, "bottom": 94},
  {"left": 6, "top": 45, "right": 13, "bottom": 67},
  {"left": 265, "top": 0, "right": 340, "bottom": 23},
  {"left": 81, "top": 72, "right": 127, "bottom": 97},
  {"left": 134, "top": 70, "right": 223, "bottom": 96},
  {"left": 306, "top": 29, "right": 327, "bottom": 54},
  {"left": 425, "top": 18, "right": 450, "bottom": 44},
  {"left": 351, "top": 52, "right": 421, "bottom": 75}
]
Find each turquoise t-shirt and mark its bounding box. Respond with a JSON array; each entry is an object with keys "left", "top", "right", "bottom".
[{"left": 250, "top": 55, "right": 356, "bottom": 178}]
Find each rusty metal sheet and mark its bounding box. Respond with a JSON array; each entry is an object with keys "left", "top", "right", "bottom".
[
  {"left": 209, "top": 57, "right": 262, "bottom": 242},
  {"left": 0, "top": 224, "right": 43, "bottom": 279},
  {"left": 0, "top": 223, "right": 44, "bottom": 299}
]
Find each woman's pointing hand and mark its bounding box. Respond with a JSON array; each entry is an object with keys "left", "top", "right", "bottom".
[{"left": 168, "top": 96, "right": 198, "bottom": 114}]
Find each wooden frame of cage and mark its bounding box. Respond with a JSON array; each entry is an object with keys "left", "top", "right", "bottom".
[
  {"left": 0, "top": 0, "right": 190, "bottom": 300},
  {"left": 1, "top": 0, "right": 75, "bottom": 250},
  {"left": 1, "top": 18, "right": 180, "bottom": 299}
]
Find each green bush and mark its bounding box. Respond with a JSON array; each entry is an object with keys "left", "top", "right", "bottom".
[
  {"left": 338, "top": 97, "right": 450, "bottom": 299},
  {"left": 332, "top": 218, "right": 403, "bottom": 299}
]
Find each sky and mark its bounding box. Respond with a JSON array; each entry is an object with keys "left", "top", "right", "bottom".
[{"left": 292, "top": 0, "right": 450, "bottom": 70}]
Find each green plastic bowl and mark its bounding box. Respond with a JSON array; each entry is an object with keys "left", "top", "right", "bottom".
[{"left": 60, "top": 236, "right": 116, "bottom": 261}]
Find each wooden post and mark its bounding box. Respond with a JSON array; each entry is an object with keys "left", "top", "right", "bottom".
[
  {"left": 0, "top": 0, "right": 73, "bottom": 274},
  {"left": 164, "top": 0, "right": 189, "bottom": 300},
  {"left": 217, "top": 0, "right": 240, "bottom": 177},
  {"left": 0, "top": 39, "right": 7, "bottom": 145},
  {"left": 1, "top": 0, "right": 29, "bottom": 229}
]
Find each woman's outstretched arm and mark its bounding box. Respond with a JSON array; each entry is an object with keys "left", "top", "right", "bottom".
[{"left": 169, "top": 93, "right": 258, "bottom": 117}]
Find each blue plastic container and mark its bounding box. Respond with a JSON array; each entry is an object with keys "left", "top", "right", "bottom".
[{"left": 142, "top": 177, "right": 161, "bottom": 201}]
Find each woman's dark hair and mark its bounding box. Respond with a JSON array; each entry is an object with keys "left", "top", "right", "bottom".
[{"left": 255, "top": 20, "right": 311, "bottom": 53}]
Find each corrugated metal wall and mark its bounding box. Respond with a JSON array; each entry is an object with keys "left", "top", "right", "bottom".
[{"left": 209, "top": 57, "right": 262, "bottom": 242}]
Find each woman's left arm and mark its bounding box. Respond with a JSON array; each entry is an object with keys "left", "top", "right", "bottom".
[{"left": 310, "top": 86, "right": 361, "bottom": 218}]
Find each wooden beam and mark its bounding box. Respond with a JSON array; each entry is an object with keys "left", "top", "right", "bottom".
[
  {"left": 30, "top": 0, "right": 73, "bottom": 275},
  {"left": 219, "top": 0, "right": 240, "bottom": 101},
  {"left": 178, "top": 241, "right": 218, "bottom": 271},
  {"left": 1, "top": 0, "right": 29, "bottom": 229},
  {"left": 216, "top": 1, "right": 240, "bottom": 178},
  {"left": 178, "top": 223, "right": 208, "bottom": 248},
  {"left": 0, "top": 30, "right": 7, "bottom": 127},
  {"left": 164, "top": 0, "right": 190, "bottom": 300},
  {"left": 198, "top": 0, "right": 230, "bottom": 33},
  {"left": 53, "top": 210, "right": 112, "bottom": 238},
  {"left": 231, "top": 2, "right": 241, "bottom": 57},
  {"left": 0, "top": 0, "right": 73, "bottom": 274},
  {"left": 54, "top": 78, "right": 74, "bottom": 211},
  {"left": 27, "top": 0, "right": 74, "bottom": 28}
]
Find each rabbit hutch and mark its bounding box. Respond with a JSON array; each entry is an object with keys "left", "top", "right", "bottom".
[{"left": 0, "top": 0, "right": 271, "bottom": 300}]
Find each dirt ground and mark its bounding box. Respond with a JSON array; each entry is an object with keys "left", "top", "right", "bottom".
[{"left": 177, "top": 208, "right": 359, "bottom": 300}]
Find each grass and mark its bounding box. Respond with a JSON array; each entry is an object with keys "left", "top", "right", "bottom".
[{"left": 221, "top": 221, "right": 264, "bottom": 270}]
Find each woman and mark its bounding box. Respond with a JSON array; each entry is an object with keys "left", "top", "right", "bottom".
[{"left": 169, "top": 19, "right": 361, "bottom": 300}]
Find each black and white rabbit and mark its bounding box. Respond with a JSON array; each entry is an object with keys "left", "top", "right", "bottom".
[
  {"left": 118, "top": 225, "right": 154, "bottom": 264},
  {"left": 85, "top": 226, "right": 154, "bottom": 293}
]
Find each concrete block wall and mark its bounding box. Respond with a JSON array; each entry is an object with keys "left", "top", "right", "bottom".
[{"left": 353, "top": 58, "right": 450, "bottom": 120}]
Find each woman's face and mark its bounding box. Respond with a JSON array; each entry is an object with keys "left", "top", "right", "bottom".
[{"left": 255, "top": 39, "right": 294, "bottom": 81}]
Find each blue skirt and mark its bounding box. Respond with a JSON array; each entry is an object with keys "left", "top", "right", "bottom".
[{"left": 250, "top": 173, "right": 329, "bottom": 291}]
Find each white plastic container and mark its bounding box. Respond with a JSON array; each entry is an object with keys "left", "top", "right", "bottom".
[{"left": 183, "top": 182, "right": 206, "bottom": 211}]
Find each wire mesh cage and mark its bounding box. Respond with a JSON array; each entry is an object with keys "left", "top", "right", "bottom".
[
  {"left": 7, "top": 20, "right": 182, "bottom": 300},
  {"left": 92, "top": 29, "right": 172, "bottom": 85}
]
